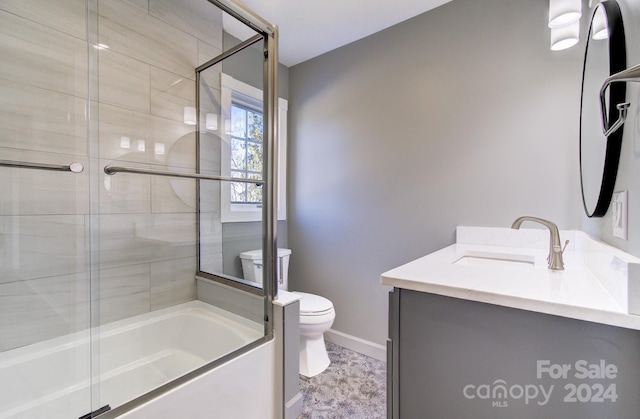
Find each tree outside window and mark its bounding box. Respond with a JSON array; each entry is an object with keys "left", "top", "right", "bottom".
[{"left": 230, "top": 103, "right": 263, "bottom": 204}]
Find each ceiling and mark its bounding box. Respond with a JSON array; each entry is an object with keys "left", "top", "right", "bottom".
[{"left": 223, "top": 0, "right": 453, "bottom": 67}]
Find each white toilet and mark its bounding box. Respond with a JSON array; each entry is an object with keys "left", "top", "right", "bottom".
[{"left": 239, "top": 248, "right": 335, "bottom": 377}]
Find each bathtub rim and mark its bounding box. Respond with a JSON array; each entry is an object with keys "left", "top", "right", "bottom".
[
  {"left": 97, "top": 336, "right": 272, "bottom": 419},
  {"left": 0, "top": 299, "right": 271, "bottom": 419},
  {"left": 89, "top": 300, "right": 272, "bottom": 419}
]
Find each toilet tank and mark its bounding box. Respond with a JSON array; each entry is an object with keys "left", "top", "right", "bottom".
[{"left": 239, "top": 248, "right": 291, "bottom": 290}]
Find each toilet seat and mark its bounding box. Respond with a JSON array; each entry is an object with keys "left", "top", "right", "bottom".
[{"left": 293, "top": 292, "right": 334, "bottom": 316}]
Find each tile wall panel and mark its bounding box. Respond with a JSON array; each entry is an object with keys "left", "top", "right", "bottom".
[
  {"left": 150, "top": 256, "right": 197, "bottom": 310},
  {"left": 150, "top": 170, "right": 196, "bottom": 214},
  {"left": 99, "top": 213, "right": 197, "bottom": 269},
  {"left": 199, "top": 254, "right": 223, "bottom": 277},
  {"left": 198, "top": 177, "right": 222, "bottom": 216},
  {"left": 150, "top": 67, "right": 195, "bottom": 123},
  {"left": 98, "top": 264, "right": 150, "bottom": 324},
  {"left": 99, "top": 49, "right": 151, "bottom": 113},
  {"left": 0, "top": 215, "right": 87, "bottom": 283},
  {"left": 0, "top": 148, "right": 88, "bottom": 216},
  {"left": 99, "top": 0, "right": 198, "bottom": 79},
  {"left": 197, "top": 47, "right": 222, "bottom": 94},
  {"left": 199, "top": 210, "right": 223, "bottom": 275},
  {"left": 0, "top": 0, "right": 87, "bottom": 40},
  {"left": 0, "top": 11, "right": 87, "bottom": 97},
  {"left": 198, "top": 40, "right": 223, "bottom": 68},
  {"left": 99, "top": 103, "right": 196, "bottom": 167},
  {"left": 99, "top": 104, "right": 153, "bottom": 164},
  {"left": 198, "top": 77, "right": 221, "bottom": 124},
  {"left": 150, "top": 0, "right": 223, "bottom": 51},
  {"left": 0, "top": 79, "right": 87, "bottom": 156},
  {"left": 149, "top": 120, "right": 196, "bottom": 168},
  {"left": 199, "top": 131, "right": 223, "bottom": 174},
  {"left": 0, "top": 272, "right": 89, "bottom": 351},
  {"left": 122, "top": 0, "right": 148, "bottom": 12},
  {"left": 100, "top": 160, "right": 151, "bottom": 214}
]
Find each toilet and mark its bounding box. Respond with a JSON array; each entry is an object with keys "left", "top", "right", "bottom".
[{"left": 239, "top": 248, "right": 335, "bottom": 377}]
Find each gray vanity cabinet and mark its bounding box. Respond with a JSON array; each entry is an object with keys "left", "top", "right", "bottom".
[{"left": 387, "top": 288, "right": 640, "bottom": 419}]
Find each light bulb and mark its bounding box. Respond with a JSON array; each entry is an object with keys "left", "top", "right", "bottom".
[
  {"left": 183, "top": 107, "right": 196, "bottom": 125},
  {"left": 549, "top": 0, "right": 581, "bottom": 29}
]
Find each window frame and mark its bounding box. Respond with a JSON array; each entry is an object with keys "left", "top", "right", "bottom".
[{"left": 220, "top": 73, "right": 287, "bottom": 223}]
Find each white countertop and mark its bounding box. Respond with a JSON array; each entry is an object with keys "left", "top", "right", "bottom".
[
  {"left": 274, "top": 289, "right": 302, "bottom": 306},
  {"left": 381, "top": 226, "right": 640, "bottom": 330}
]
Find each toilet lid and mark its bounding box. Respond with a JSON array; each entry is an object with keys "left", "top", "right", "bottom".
[{"left": 293, "top": 292, "right": 334, "bottom": 314}]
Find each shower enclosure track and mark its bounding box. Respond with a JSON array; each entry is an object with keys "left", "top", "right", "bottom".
[
  {"left": 104, "top": 165, "right": 265, "bottom": 184},
  {"left": 0, "top": 159, "right": 84, "bottom": 173}
]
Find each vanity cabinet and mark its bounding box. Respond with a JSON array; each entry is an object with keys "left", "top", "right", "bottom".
[{"left": 387, "top": 288, "right": 640, "bottom": 419}]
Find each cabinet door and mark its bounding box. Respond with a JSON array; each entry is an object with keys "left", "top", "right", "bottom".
[{"left": 396, "top": 289, "right": 640, "bottom": 419}]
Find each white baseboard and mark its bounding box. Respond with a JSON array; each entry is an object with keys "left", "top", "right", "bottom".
[
  {"left": 284, "top": 392, "right": 303, "bottom": 419},
  {"left": 325, "top": 329, "right": 386, "bottom": 362}
]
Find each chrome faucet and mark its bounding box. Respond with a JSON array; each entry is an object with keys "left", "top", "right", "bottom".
[{"left": 511, "top": 216, "right": 567, "bottom": 270}]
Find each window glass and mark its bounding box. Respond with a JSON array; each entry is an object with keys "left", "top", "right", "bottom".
[
  {"left": 230, "top": 103, "right": 263, "bottom": 204},
  {"left": 219, "top": 73, "right": 287, "bottom": 223}
]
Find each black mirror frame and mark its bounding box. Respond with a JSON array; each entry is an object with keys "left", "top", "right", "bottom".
[{"left": 579, "top": 0, "right": 626, "bottom": 217}]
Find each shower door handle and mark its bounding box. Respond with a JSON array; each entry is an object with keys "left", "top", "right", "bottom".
[
  {"left": 104, "top": 165, "right": 265, "bottom": 184},
  {"left": 0, "top": 159, "right": 84, "bottom": 173}
]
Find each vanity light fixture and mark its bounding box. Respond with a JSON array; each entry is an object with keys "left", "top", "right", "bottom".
[
  {"left": 548, "top": 0, "right": 582, "bottom": 28},
  {"left": 591, "top": 4, "right": 608, "bottom": 40},
  {"left": 550, "top": 20, "right": 580, "bottom": 51},
  {"left": 205, "top": 113, "right": 218, "bottom": 131},
  {"left": 183, "top": 107, "right": 197, "bottom": 126}
]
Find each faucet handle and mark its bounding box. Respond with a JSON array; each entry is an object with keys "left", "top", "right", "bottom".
[{"left": 553, "top": 240, "right": 570, "bottom": 253}]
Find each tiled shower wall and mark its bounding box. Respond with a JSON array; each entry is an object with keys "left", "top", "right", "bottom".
[{"left": 0, "top": 0, "right": 224, "bottom": 351}]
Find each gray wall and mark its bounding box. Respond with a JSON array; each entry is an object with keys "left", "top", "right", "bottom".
[
  {"left": 222, "top": 32, "right": 290, "bottom": 100},
  {"left": 288, "top": 0, "right": 589, "bottom": 346},
  {"left": 582, "top": 0, "right": 640, "bottom": 255}
]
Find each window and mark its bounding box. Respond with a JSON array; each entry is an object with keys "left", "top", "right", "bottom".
[
  {"left": 230, "top": 103, "right": 263, "bottom": 205},
  {"left": 220, "top": 73, "right": 287, "bottom": 223}
]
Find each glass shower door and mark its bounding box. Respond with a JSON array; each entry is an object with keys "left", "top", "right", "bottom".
[
  {"left": 0, "top": 1, "right": 96, "bottom": 418},
  {"left": 1, "top": 0, "right": 278, "bottom": 416}
]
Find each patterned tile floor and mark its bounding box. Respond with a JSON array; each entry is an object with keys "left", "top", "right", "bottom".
[{"left": 298, "top": 342, "right": 386, "bottom": 418}]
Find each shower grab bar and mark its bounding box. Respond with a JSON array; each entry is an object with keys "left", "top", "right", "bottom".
[
  {"left": 0, "top": 159, "right": 84, "bottom": 173},
  {"left": 104, "top": 165, "right": 265, "bottom": 184}
]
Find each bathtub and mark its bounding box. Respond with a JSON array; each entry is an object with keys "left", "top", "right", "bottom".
[{"left": 0, "top": 300, "right": 264, "bottom": 419}]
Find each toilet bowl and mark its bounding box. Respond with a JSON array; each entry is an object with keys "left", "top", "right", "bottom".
[
  {"left": 293, "top": 292, "right": 335, "bottom": 377},
  {"left": 239, "top": 248, "right": 335, "bottom": 377}
]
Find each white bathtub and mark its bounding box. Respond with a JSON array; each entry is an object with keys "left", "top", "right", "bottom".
[{"left": 0, "top": 300, "right": 263, "bottom": 419}]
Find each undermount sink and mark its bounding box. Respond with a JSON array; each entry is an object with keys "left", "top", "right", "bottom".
[{"left": 453, "top": 251, "right": 535, "bottom": 269}]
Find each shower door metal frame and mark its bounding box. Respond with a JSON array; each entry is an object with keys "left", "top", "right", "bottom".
[
  {"left": 98, "top": 0, "right": 279, "bottom": 417},
  {"left": 194, "top": 0, "right": 280, "bottom": 337},
  {"left": 193, "top": 33, "right": 270, "bottom": 298}
]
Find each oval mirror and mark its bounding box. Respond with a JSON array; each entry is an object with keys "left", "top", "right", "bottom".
[{"left": 580, "top": 0, "right": 626, "bottom": 217}]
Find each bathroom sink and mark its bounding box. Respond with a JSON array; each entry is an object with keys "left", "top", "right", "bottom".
[
  {"left": 381, "top": 226, "right": 640, "bottom": 329},
  {"left": 453, "top": 251, "right": 535, "bottom": 269}
]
